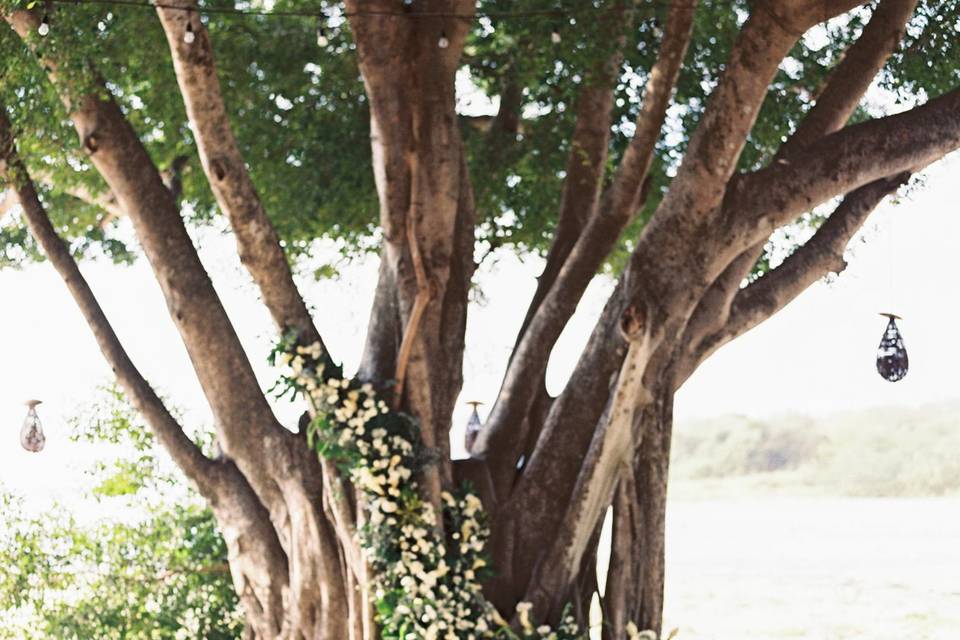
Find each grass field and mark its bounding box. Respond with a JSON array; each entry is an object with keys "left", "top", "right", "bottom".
[
  {"left": 659, "top": 405, "right": 960, "bottom": 639},
  {"left": 662, "top": 497, "right": 960, "bottom": 639}
]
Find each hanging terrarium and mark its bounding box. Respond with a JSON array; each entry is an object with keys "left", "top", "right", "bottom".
[
  {"left": 876, "top": 313, "right": 908, "bottom": 382},
  {"left": 20, "top": 399, "right": 46, "bottom": 452},
  {"left": 464, "top": 400, "right": 483, "bottom": 454}
]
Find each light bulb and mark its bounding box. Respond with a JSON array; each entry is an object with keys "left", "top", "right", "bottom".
[
  {"left": 184, "top": 22, "right": 196, "bottom": 44},
  {"left": 551, "top": 29, "right": 561, "bottom": 44},
  {"left": 438, "top": 31, "right": 449, "bottom": 49},
  {"left": 20, "top": 400, "right": 45, "bottom": 453},
  {"left": 464, "top": 400, "right": 483, "bottom": 454},
  {"left": 38, "top": 15, "right": 50, "bottom": 37},
  {"left": 876, "top": 313, "right": 908, "bottom": 382}
]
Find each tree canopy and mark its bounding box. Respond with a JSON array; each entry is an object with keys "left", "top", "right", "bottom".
[{"left": 2, "top": 0, "right": 956, "bottom": 271}]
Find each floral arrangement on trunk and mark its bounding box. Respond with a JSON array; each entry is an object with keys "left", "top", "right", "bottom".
[{"left": 271, "top": 335, "right": 643, "bottom": 639}]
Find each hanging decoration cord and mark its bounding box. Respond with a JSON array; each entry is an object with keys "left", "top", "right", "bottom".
[{"left": 42, "top": 0, "right": 681, "bottom": 21}]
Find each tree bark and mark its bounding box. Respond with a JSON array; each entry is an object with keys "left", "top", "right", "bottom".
[
  {"left": 348, "top": 0, "right": 476, "bottom": 511},
  {"left": 5, "top": 10, "right": 351, "bottom": 638}
]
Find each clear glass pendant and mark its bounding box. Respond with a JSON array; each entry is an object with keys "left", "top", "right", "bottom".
[
  {"left": 464, "top": 401, "right": 483, "bottom": 454},
  {"left": 20, "top": 400, "right": 45, "bottom": 453},
  {"left": 876, "top": 313, "right": 908, "bottom": 382}
]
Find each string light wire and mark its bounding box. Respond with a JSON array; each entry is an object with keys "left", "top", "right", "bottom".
[{"left": 42, "top": 0, "right": 676, "bottom": 22}]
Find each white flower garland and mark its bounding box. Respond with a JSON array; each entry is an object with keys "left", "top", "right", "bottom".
[{"left": 273, "top": 337, "right": 651, "bottom": 639}]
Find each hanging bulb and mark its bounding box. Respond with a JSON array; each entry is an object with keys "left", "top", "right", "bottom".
[
  {"left": 438, "top": 30, "right": 449, "bottom": 49},
  {"left": 316, "top": 20, "right": 329, "bottom": 47},
  {"left": 464, "top": 400, "right": 483, "bottom": 454},
  {"left": 876, "top": 313, "right": 909, "bottom": 382},
  {"left": 38, "top": 15, "right": 50, "bottom": 37},
  {"left": 183, "top": 21, "right": 196, "bottom": 44},
  {"left": 551, "top": 27, "right": 562, "bottom": 44},
  {"left": 20, "top": 400, "right": 45, "bottom": 453}
]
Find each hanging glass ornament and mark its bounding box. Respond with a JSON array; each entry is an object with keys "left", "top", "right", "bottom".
[
  {"left": 316, "top": 16, "right": 329, "bottom": 47},
  {"left": 876, "top": 313, "right": 908, "bottom": 382},
  {"left": 20, "top": 400, "right": 45, "bottom": 453},
  {"left": 464, "top": 401, "right": 483, "bottom": 454},
  {"left": 183, "top": 21, "right": 196, "bottom": 44}
]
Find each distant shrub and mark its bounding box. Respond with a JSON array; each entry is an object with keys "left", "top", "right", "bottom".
[{"left": 672, "top": 405, "right": 960, "bottom": 497}]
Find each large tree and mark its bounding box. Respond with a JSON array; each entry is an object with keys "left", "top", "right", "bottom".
[{"left": 1, "top": 0, "right": 958, "bottom": 637}]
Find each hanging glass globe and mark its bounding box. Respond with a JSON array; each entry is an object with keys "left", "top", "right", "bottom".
[
  {"left": 464, "top": 401, "right": 483, "bottom": 454},
  {"left": 20, "top": 400, "right": 46, "bottom": 453},
  {"left": 876, "top": 313, "right": 908, "bottom": 382}
]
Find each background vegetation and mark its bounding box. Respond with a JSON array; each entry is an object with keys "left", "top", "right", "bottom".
[
  {"left": 672, "top": 403, "right": 960, "bottom": 498},
  {"left": 0, "top": 387, "right": 242, "bottom": 640}
]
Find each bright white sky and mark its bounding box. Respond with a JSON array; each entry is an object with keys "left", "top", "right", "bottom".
[{"left": 1, "top": 152, "right": 958, "bottom": 509}]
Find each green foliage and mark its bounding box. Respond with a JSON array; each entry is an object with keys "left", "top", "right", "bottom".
[
  {"left": 2, "top": 1, "right": 956, "bottom": 274},
  {"left": 0, "top": 386, "right": 242, "bottom": 640}
]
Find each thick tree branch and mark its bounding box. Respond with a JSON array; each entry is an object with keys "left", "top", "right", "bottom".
[
  {"left": 681, "top": 0, "right": 917, "bottom": 374},
  {"left": 392, "top": 156, "right": 433, "bottom": 408},
  {"left": 617, "top": 5, "right": 864, "bottom": 319},
  {"left": 357, "top": 258, "right": 401, "bottom": 384},
  {"left": 678, "top": 244, "right": 762, "bottom": 355},
  {"left": 478, "top": 41, "right": 624, "bottom": 495},
  {"left": 525, "top": 338, "right": 657, "bottom": 620},
  {"left": 488, "top": 76, "right": 523, "bottom": 138},
  {"left": 4, "top": 7, "right": 302, "bottom": 544},
  {"left": 0, "top": 109, "right": 291, "bottom": 636},
  {"left": 684, "top": 171, "right": 911, "bottom": 379},
  {"left": 349, "top": 0, "right": 477, "bottom": 507},
  {"left": 0, "top": 109, "right": 213, "bottom": 495},
  {"left": 604, "top": 0, "right": 696, "bottom": 223},
  {"left": 476, "top": 0, "right": 696, "bottom": 492},
  {"left": 499, "top": 3, "right": 870, "bottom": 618},
  {"left": 485, "top": 281, "right": 628, "bottom": 610},
  {"left": 732, "top": 86, "right": 960, "bottom": 245},
  {"left": 155, "top": 0, "right": 324, "bottom": 348},
  {"left": 514, "top": 51, "right": 621, "bottom": 346},
  {"left": 779, "top": 0, "right": 918, "bottom": 157}
]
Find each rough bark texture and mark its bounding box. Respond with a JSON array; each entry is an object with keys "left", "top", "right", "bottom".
[
  {"left": 348, "top": 0, "right": 477, "bottom": 510},
  {"left": 476, "top": 0, "right": 696, "bottom": 495},
  {"left": 0, "top": 109, "right": 290, "bottom": 639},
  {"left": 602, "top": 384, "right": 674, "bottom": 639},
  {"left": 6, "top": 0, "right": 960, "bottom": 637},
  {"left": 155, "top": 0, "right": 325, "bottom": 348}
]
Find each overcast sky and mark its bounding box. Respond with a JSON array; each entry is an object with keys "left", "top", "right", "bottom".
[{"left": 1, "top": 152, "right": 958, "bottom": 509}]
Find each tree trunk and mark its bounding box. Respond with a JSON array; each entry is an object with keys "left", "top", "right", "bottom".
[
  {"left": 603, "top": 384, "right": 674, "bottom": 639},
  {"left": 348, "top": 1, "right": 476, "bottom": 513}
]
